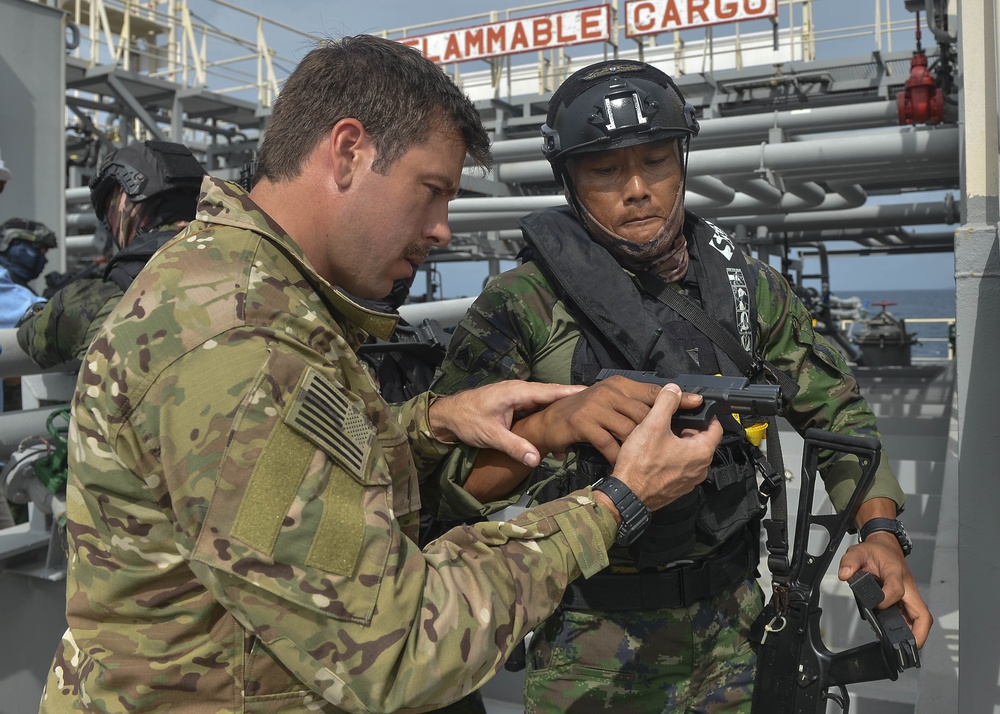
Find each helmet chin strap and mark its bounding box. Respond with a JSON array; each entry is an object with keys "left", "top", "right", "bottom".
[{"left": 562, "top": 148, "right": 691, "bottom": 282}]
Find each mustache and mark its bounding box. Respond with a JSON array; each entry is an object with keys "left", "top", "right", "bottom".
[{"left": 402, "top": 244, "right": 430, "bottom": 261}]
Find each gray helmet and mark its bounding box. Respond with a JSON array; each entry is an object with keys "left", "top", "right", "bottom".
[
  {"left": 89, "top": 140, "right": 206, "bottom": 222},
  {"left": 0, "top": 217, "right": 57, "bottom": 253},
  {"left": 541, "top": 60, "right": 700, "bottom": 186}
]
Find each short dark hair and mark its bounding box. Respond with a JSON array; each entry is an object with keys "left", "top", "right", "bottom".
[{"left": 257, "top": 35, "right": 492, "bottom": 180}]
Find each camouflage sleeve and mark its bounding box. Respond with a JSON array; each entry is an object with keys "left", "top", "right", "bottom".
[
  {"left": 750, "top": 257, "right": 905, "bottom": 513},
  {"left": 149, "top": 337, "right": 614, "bottom": 712},
  {"left": 427, "top": 266, "right": 559, "bottom": 519},
  {"left": 388, "top": 391, "right": 454, "bottom": 478},
  {"left": 15, "top": 277, "right": 122, "bottom": 368}
]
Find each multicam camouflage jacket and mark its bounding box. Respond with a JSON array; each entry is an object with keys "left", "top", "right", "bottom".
[
  {"left": 42, "top": 177, "right": 618, "bottom": 713},
  {"left": 431, "top": 207, "right": 905, "bottom": 522}
]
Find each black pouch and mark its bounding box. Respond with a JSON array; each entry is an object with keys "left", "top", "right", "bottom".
[
  {"left": 696, "top": 434, "right": 764, "bottom": 545},
  {"left": 628, "top": 490, "right": 700, "bottom": 567}
]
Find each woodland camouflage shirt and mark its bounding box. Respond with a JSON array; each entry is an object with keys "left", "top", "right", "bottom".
[
  {"left": 41, "top": 177, "right": 618, "bottom": 713},
  {"left": 431, "top": 222, "right": 905, "bottom": 521}
]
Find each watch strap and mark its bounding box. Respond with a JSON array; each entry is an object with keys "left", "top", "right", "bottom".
[
  {"left": 592, "top": 476, "right": 651, "bottom": 547},
  {"left": 859, "top": 517, "right": 912, "bottom": 556}
]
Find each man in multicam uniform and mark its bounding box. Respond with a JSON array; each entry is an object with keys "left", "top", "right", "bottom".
[
  {"left": 40, "top": 36, "right": 726, "bottom": 713},
  {"left": 431, "top": 60, "right": 933, "bottom": 713},
  {"left": 16, "top": 140, "right": 206, "bottom": 369}
]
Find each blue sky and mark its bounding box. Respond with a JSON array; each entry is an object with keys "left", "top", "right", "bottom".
[{"left": 206, "top": 0, "right": 956, "bottom": 295}]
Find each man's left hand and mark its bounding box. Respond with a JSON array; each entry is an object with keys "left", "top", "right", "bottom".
[
  {"left": 838, "top": 532, "right": 933, "bottom": 649},
  {"left": 428, "top": 381, "right": 587, "bottom": 468}
]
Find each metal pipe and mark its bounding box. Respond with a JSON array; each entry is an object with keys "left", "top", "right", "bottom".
[
  {"left": 785, "top": 181, "right": 827, "bottom": 205},
  {"left": 66, "top": 187, "right": 91, "bottom": 203},
  {"left": 448, "top": 194, "right": 955, "bottom": 233},
  {"left": 0, "top": 408, "right": 70, "bottom": 461},
  {"left": 687, "top": 176, "right": 736, "bottom": 205},
  {"left": 494, "top": 127, "right": 960, "bottom": 184},
  {"left": 65, "top": 234, "right": 102, "bottom": 253},
  {"left": 487, "top": 100, "right": 902, "bottom": 162},
  {"left": 712, "top": 200, "right": 957, "bottom": 231},
  {"left": 66, "top": 212, "right": 98, "bottom": 230},
  {"left": 398, "top": 297, "right": 476, "bottom": 329}
]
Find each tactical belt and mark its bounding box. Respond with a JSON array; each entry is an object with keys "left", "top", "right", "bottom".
[{"left": 562, "top": 536, "right": 753, "bottom": 611}]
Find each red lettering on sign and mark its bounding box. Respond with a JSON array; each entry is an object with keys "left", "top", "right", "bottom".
[
  {"left": 581, "top": 7, "right": 605, "bottom": 38},
  {"left": 510, "top": 22, "right": 529, "bottom": 50},
  {"left": 689, "top": 0, "right": 710, "bottom": 23},
  {"left": 443, "top": 33, "right": 462, "bottom": 61},
  {"left": 487, "top": 26, "right": 506, "bottom": 54},
  {"left": 533, "top": 18, "right": 552, "bottom": 45},
  {"left": 660, "top": 0, "right": 682, "bottom": 29},
  {"left": 632, "top": 2, "right": 657, "bottom": 32},
  {"left": 745, "top": 0, "right": 769, "bottom": 13},
  {"left": 716, "top": 0, "right": 738, "bottom": 19},
  {"left": 465, "top": 28, "right": 484, "bottom": 57},
  {"left": 553, "top": 16, "right": 569, "bottom": 42}
]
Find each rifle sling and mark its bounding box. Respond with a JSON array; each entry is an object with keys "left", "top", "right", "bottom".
[{"left": 635, "top": 271, "right": 792, "bottom": 594}]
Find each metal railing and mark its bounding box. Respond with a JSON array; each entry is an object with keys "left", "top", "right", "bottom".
[
  {"left": 51, "top": 0, "right": 931, "bottom": 108},
  {"left": 58, "top": 0, "right": 320, "bottom": 107}
]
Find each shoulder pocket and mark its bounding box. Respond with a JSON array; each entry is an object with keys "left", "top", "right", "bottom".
[{"left": 192, "top": 353, "right": 392, "bottom": 625}]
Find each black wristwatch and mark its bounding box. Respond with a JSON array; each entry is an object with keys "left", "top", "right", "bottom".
[
  {"left": 859, "top": 517, "right": 912, "bottom": 557},
  {"left": 592, "top": 476, "right": 651, "bottom": 547}
]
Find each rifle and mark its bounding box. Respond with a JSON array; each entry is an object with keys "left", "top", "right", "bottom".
[{"left": 750, "top": 429, "right": 920, "bottom": 713}]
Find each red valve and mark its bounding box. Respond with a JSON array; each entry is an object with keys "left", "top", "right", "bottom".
[
  {"left": 897, "top": 52, "right": 945, "bottom": 125},
  {"left": 897, "top": 13, "right": 944, "bottom": 126}
]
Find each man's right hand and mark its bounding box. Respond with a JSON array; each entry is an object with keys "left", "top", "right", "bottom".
[
  {"left": 514, "top": 374, "right": 696, "bottom": 464},
  {"left": 464, "top": 377, "right": 719, "bottom": 504},
  {"left": 598, "top": 383, "right": 721, "bottom": 518}
]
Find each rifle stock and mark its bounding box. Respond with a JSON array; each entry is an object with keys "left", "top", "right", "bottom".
[{"left": 750, "top": 429, "right": 920, "bottom": 714}]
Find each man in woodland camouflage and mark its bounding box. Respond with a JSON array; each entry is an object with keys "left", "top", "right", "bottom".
[
  {"left": 41, "top": 37, "right": 725, "bottom": 713},
  {"left": 431, "top": 60, "right": 933, "bottom": 713},
  {"left": 17, "top": 140, "right": 206, "bottom": 369}
]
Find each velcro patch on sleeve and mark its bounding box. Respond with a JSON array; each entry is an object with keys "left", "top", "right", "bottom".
[{"left": 285, "top": 368, "right": 376, "bottom": 481}]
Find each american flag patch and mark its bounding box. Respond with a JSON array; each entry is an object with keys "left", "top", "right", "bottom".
[{"left": 285, "top": 368, "right": 375, "bottom": 477}]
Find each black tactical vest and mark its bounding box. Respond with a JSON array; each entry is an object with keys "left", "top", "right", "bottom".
[
  {"left": 518, "top": 206, "right": 764, "bottom": 567},
  {"left": 103, "top": 229, "right": 179, "bottom": 292}
]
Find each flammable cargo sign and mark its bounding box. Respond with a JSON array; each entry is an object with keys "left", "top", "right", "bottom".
[
  {"left": 625, "top": 0, "right": 778, "bottom": 36},
  {"left": 398, "top": 5, "right": 611, "bottom": 64}
]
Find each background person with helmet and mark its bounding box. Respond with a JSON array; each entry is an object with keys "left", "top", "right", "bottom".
[
  {"left": 16, "top": 140, "right": 206, "bottom": 369},
  {"left": 0, "top": 218, "right": 56, "bottom": 290},
  {"left": 0, "top": 218, "right": 55, "bottom": 412},
  {"left": 430, "top": 59, "right": 932, "bottom": 712},
  {"left": 0, "top": 218, "right": 54, "bottom": 323}
]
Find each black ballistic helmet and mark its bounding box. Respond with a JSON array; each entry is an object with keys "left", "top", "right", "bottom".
[
  {"left": 89, "top": 140, "right": 207, "bottom": 221},
  {"left": 541, "top": 60, "right": 700, "bottom": 186}
]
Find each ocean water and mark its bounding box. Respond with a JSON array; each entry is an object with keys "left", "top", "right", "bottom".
[{"left": 834, "top": 288, "right": 955, "bottom": 362}]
